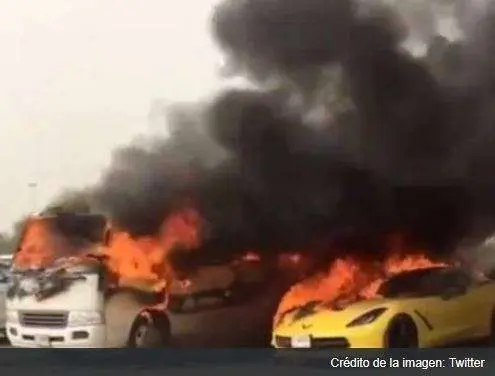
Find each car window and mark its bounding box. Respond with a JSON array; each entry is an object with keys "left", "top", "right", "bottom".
[
  {"left": 378, "top": 267, "right": 446, "bottom": 298},
  {"left": 407, "top": 268, "right": 473, "bottom": 296},
  {"left": 433, "top": 269, "right": 473, "bottom": 290},
  {"left": 378, "top": 266, "right": 477, "bottom": 298}
]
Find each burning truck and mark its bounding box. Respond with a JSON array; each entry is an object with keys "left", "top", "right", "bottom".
[{"left": 4, "top": 211, "right": 299, "bottom": 348}]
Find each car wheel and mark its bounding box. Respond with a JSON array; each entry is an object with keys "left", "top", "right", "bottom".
[
  {"left": 128, "top": 313, "right": 170, "bottom": 348},
  {"left": 385, "top": 314, "right": 418, "bottom": 348}
]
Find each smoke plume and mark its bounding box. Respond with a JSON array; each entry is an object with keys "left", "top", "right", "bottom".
[{"left": 88, "top": 0, "right": 495, "bottom": 271}]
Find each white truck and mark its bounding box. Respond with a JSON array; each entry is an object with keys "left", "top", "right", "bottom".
[
  {"left": 5, "top": 212, "right": 294, "bottom": 348},
  {"left": 5, "top": 212, "right": 171, "bottom": 348}
]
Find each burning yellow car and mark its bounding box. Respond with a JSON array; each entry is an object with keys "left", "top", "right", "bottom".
[{"left": 272, "top": 266, "right": 495, "bottom": 348}]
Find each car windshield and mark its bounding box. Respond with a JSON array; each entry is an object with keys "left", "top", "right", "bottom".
[
  {"left": 378, "top": 266, "right": 450, "bottom": 298},
  {"left": 12, "top": 213, "right": 107, "bottom": 270}
]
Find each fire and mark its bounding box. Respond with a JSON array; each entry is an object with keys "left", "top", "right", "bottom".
[
  {"left": 15, "top": 209, "right": 451, "bottom": 330},
  {"left": 102, "top": 233, "right": 168, "bottom": 291},
  {"left": 13, "top": 208, "right": 202, "bottom": 296},
  {"left": 14, "top": 217, "right": 95, "bottom": 269},
  {"left": 103, "top": 208, "right": 201, "bottom": 292},
  {"left": 14, "top": 219, "right": 57, "bottom": 269},
  {"left": 274, "top": 249, "right": 447, "bottom": 324}
]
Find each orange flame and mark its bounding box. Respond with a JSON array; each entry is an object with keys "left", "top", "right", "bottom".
[
  {"left": 14, "top": 218, "right": 96, "bottom": 269},
  {"left": 13, "top": 209, "right": 201, "bottom": 295},
  {"left": 274, "top": 241, "right": 447, "bottom": 324},
  {"left": 14, "top": 211, "right": 451, "bottom": 327},
  {"left": 14, "top": 219, "right": 56, "bottom": 269},
  {"left": 103, "top": 208, "right": 201, "bottom": 292}
]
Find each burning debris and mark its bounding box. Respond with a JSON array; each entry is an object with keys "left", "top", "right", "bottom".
[{"left": 7, "top": 263, "right": 89, "bottom": 301}]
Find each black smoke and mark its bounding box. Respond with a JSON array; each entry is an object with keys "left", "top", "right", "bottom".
[{"left": 91, "top": 0, "right": 495, "bottom": 270}]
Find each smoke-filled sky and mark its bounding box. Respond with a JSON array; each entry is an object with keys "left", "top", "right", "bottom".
[
  {"left": 0, "top": 0, "right": 222, "bottom": 232},
  {"left": 9, "top": 0, "right": 495, "bottom": 271},
  {"left": 84, "top": 0, "right": 495, "bottom": 271}
]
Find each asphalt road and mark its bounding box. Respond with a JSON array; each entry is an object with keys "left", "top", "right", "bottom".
[{"left": 0, "top": 335, "right": 489, "bottom": 348}]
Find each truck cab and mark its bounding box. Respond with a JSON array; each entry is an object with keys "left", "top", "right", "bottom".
[
  {"left": 5, "top": 213, "right": 110, "bottom": 347},
  {"left": 5, "top": 212, "right": 172, "bottom": 348}
]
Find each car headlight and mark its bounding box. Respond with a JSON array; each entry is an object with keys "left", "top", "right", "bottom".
[
  {"left": 6, "top": 310, "right": 19, "bottom": 324},
  {"left": 68, "top": 311, "right": 104, "bottom": 326},
  {"left": 346, "top": 308, "right": 388, "bottom": 328}
]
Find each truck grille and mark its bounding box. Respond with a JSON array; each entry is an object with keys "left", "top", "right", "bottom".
[{"left": 20, "top": 311, "right": 68, "bottom": 328}]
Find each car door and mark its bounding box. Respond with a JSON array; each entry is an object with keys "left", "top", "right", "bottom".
[
  {"left": 438, "top": 271, "right": 475, "bottom": 342},
  {"left": 419, "top": 269, "right": 474, "bottom": 345},
  {"left": 456, "top": 279, "right": 495, "bottom": 339}
]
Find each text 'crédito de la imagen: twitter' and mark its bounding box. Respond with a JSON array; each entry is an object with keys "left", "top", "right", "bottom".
[{"left": 329, "top": 356, "right": 486, "bottom": 370}]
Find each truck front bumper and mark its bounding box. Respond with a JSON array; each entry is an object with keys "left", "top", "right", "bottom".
[{"left": 6, "top": 324, "right": 106, "bottom": 348}]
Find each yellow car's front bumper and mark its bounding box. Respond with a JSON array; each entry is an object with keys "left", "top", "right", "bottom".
[{"left": 272, "top": 325, "right": 386, "bottom": 348}]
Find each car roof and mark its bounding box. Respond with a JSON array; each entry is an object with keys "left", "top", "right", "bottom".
[{"left": 385, "top": 266, "right": 452, "bottom": 283}]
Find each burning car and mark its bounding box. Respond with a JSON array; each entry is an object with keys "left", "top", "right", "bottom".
[
  {"left": 272, "top": 265, "right": 495, "bottom": 348},
  {"left": 165, "top": 255, "right": 295, "bottom": 347}
]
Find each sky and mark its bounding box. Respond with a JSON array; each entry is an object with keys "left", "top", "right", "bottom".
[{"left": 0, "top": 0, "right": 223, "bottom": 233}]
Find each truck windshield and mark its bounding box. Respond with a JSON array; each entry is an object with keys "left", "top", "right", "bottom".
[{"left": 12, "top": 213, "right": 107, "bottom": 270}]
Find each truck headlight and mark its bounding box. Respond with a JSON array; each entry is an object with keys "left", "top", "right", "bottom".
[
  {"left": 68, "top": 311, "right": 104, "bottom": 326},
  {"left": 6, "top": 310, "right": 19, "bottom": 324}
]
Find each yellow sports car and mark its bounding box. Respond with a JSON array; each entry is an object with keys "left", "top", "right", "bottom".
[{"left": 272, "top": 266, "right": 495, "bottom": 348}]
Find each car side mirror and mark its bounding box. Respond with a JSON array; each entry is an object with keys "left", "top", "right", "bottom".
[{"left": 441, "top": 285, "right": 466, "bottom": 300}]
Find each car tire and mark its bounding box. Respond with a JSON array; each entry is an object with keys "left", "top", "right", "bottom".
[
  {"left": 384, "top": 314, "right": 418, "bottom": 348},
  {"left": 128, "top": 313, "right": 171, "bottom": 348}
]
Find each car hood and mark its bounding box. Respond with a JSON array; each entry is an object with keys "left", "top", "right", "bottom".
[
  {"left": 7, "top": 259, "right": 103, "bottom": 301},
  {"left": 275, "top": 297, "right": 394, "bottom": 332}
]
